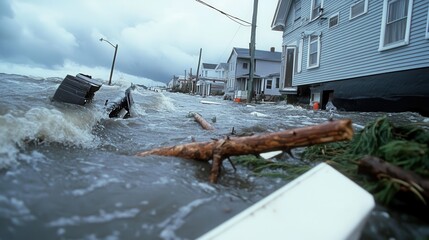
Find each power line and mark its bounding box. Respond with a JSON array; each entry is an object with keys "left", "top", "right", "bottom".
[
  {"left": 217, "top": 25, "right": 242, "bottom": 63},
  {"left": 195, "top": 0, "right": 252, "bottom": 27}
]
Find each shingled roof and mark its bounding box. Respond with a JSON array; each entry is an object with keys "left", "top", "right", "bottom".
[
  {"left": 228, "top": 47, "right": 281, "bottom": 63},
  {"left": 202, "top": 63, "right": 217, "bottom": 69},
  {"left": 216, "top": 63, "right": 229, "bottom": 70}
]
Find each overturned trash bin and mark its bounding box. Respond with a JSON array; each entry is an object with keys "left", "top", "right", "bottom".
[
  {"left": 53, "top": 73, "right": 134, "bottom": 119},
  {"left": 53, "top": 73, "right": 102, "bottom": 105}
]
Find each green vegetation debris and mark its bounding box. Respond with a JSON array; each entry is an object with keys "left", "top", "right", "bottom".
[{"left": 232, "top": 116, "right": 429, "bottom": 208}]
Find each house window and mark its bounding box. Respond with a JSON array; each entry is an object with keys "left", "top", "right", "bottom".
[
  {"left": 266, "top": 80, "right": 272, "bottom": 89},
  {"left": 329, "top": 13, "right": 339, "bottom": 28},
  {"left": 350, "top": 0, "right": 368, "bottom": 20},
  {"left": 379, "top": 0, "right": 413, "bottom": 51},
  {"left": 310, "top": 0, "right": 323, "bottom": 21},
  {"left": 426, "top": 6, "right": 429, "bottom": 39},
  {"left": 276, "top": 78, "right": 280, "bottom": 88},
  {"left": 307, "top": 35, "right": 320, "bottom": 69},
  {"left": 242, "top": 62, "right": 248, "bottom": 69},
  {"left": 294, "top": 0, "right": 302, "bottom": 22}
]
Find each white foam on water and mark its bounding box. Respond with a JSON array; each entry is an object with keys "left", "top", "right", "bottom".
[
  {"left": 152, "top": 176, "right": 177, "bottom": 185},
  {"left": 0, "top": 195, "right": 36, "bottom": 225},
  {"left": 272, "top": 103, "right": 306, "bottom": 111},
  {"left": 250, "top": 111, "right": 268, "bottom": 117},
  {"left": 192, "top": 182, "right": 216, "bottom": 193},
  {"left": 47, "top": 208, "right": 140, "bottom": 227},
  {"left": 70, "top": 178, "right": 121, "bottom": 196},
  {"left": 155, "top": 93, "right": 176, "bottom": 112},
  {"left": 134, "top": 90, "right": 177, "bottom": 113},
  {"left": 158, "top": 197, "right": 214, "bottom": 240}
]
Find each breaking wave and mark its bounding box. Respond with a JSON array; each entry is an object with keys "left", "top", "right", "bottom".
[{"left": 0, "top": 106, "right": 104, "bottom": 169}]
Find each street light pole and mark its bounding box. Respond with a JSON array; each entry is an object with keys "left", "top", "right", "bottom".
[{"left": 99, "top": 38, "right": 118, "bottom": 85}]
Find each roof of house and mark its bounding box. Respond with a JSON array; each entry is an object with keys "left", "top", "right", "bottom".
[
  {"left": 202, "top": 63, "right": 217, "bottom": 69},
  {"left": 271, "top": 0, "right": 291, "bottom": 31},
  {"left": 216, "top": 63, "right": 229, "bottom": 71},
  {"left": 237, "top": 73, "right": 262, "bottom": 78},
  {"left": 228, "top": 47, "right": 281, "bottom": 63},
  {"left": 265, "top": 72, "right": 281, "bottom": 78}
]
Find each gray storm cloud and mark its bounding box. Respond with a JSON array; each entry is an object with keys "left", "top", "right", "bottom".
[{"left": 0, "top": 0, "right": 281, "bottom": 83}]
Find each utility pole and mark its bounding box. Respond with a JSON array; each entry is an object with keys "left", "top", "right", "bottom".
[
  {"left": 247, "top": 0, "right": 258, "bottom": 103},
  {"left": 190, "top": 68, "right": 193, "bottom": 94},
  {"left": 195, "top": 48, "right": 203, "bottom": 95}
]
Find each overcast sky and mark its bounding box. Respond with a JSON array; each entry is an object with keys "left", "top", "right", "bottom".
[{"left": 0, "top": 0, "right": 282, "bottom": 85}]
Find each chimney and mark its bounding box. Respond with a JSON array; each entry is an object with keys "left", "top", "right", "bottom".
[{"left": 270, "top": 47, "right": 275, "bottom": 52}]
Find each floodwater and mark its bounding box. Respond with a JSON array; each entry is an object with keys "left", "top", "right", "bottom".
[{"left": 0, "top": 73, "right": 428, "bottom": 239}]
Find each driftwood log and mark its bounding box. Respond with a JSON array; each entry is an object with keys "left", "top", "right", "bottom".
[
  {"left": 358, "top": 156, "right": 429, "bottom": 203},
  {"left": 137, "top": 119, "right": 354, "bottom": 183},
  {"left": 189, "top": 112, "right": 214, "bottom": 130}
]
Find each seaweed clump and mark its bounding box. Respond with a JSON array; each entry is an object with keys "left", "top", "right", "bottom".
[{"left": 233, "top": 117, "right": 429, "bottom": 210}]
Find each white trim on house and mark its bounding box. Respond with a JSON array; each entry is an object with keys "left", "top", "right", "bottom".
[
  {"left": 280, "top": 45, "right": 286, "bottom": 86},
  {"left": 281, "top": 41, "right": 299, "bottom": 88},
  {"left": 310, "top": 0, "right": 324, "bottom": 22},
  {"left": 378, "top": 0, "right": 414, "bottom": 51},
  {"left": 426, "top": 6, "right": 429, "bottom": 39},
  {"left": 287, "top": 45, "right": 297, "bottom": 74},
  {"left": 294, "top": 0, "right": 302, "bottom": 22},
  {"left": 329, "top": 13, "right": 340, "bottom": 28},
  {"left": 349, "top": 0, "right": 369, "bottom": 20},
  {"left": 307, "top": 35, "right": 321, "bottom": 69},
  {"left": 297, "top": 39, "right": 303, "bottom": 73}
]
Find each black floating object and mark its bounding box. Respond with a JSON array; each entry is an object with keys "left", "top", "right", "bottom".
[
  {"left": 107, "top": 85, "right": 134, "bottom": 119},
  {"left": 53, "top": 73, "right": 102, "bottom": 105}
]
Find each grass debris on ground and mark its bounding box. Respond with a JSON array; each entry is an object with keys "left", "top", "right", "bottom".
[{"left": 232, "top": 117, "right": 429, "bottom": 211}]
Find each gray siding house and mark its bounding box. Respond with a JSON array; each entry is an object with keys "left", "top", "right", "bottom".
[
  {"left": 272, "top": 0, "right": 429, "bottom": 115},
  {"left": 196, "top": 63, "right": 227, "bottom": 96},
  {"left": 225, "top": 47, "right": 281, "bottom": 101},
  {"left": 262, "top": 73, "right": 282, "bottom": 97}
]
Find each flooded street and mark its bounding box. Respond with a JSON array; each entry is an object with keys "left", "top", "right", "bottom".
[{"left": 0, "top": 74, "right": 428, "bottom": 239}]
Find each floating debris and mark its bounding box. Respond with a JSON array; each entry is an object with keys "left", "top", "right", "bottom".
[{"left": 233, "top": 117, "right": 429, "bottom": 217}]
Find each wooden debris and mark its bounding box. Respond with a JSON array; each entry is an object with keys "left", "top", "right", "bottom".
[
  {"left": 137, "top": 119, "right": 353, "bottom": 183},
  {"left": 358, "top": 156, "right": 429, "bottom": 204},
  {"left": 189, "top": 112, "right": 214, "bottom": 130}
]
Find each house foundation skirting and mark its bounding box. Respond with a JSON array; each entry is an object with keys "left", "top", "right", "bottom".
[{"left": 305, "top": 67, "right": 429, "bottom": 116}]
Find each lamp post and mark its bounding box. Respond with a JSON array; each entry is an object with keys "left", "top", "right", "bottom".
[{"left": 99, "top": 38, "right": 118, "bottom": 85}]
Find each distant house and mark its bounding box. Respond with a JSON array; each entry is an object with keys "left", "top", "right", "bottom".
[
  {"left": 200, "top": 63, "right": 218, "bottom": 78},
  {"left": 177, "top": 75, "right": 191, "bottom": 92},
  {"left": 196, "top": 63, "right": 227, "bottom": 96},
  {"left": 167, "top": 75, "right": 180, "bottom": 91},
  {"left": 262, "top": 73, "right": 281, "bottom": 97},
  {"left": 215, "top": 63, "right": 229, "bottom": 80},
  {"left": 272, "top": 0, "right": 429, "bottom": 115},
  {"left": 225, "top": 47, "right": 281, "bottom": 101}
]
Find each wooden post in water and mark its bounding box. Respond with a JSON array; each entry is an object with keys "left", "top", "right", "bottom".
[{"left": 189, "top": 112, "right": 214, "bottom": 130}]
